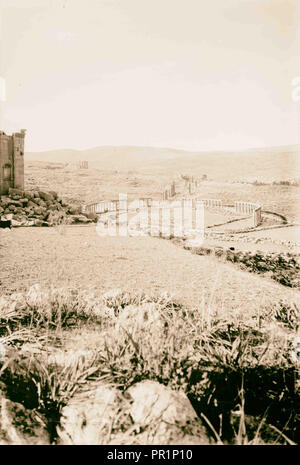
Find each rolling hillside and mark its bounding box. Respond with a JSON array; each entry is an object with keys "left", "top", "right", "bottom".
[{"left": 25, "top": 144, "right": 300, "bottom": 181}]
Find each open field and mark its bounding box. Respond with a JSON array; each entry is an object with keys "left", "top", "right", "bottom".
[{"left": 1, "top": 225, "right": 299, "bottom": 310}]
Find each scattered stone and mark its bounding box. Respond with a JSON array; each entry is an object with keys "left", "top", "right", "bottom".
[
  {"left": 33, "top": 219, "right": 46, "bottom": 227},
  {"left": 68, "top": 205, "right": 82, "bottom": 215},
  {"left": 71, "top": 215, "right": 92, "bottom": 224},
  {"left": 33, "top": 206, "right": 46, "bottom": 216},
  {"left": 26, "top": 200, "right": 36, "bottom": 208},
  {"left": 38, "top": 191, "right": 54, "bottom": 202},
  {"left": 49, "top": 191, "right": 58, "bottom": 200},
  {"left": 8, "top": 187, "right": 25, "bottom": 197},
  {"left": 7, "top": 199, "right": 23, "bottom": 207},
  {"left": 85, "top": 212, "right": 98, "bottom": 222}
]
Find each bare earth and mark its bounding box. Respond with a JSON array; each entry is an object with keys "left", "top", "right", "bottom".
[{"left": 1, "top": 225, "right": 298, "bottom": 315}]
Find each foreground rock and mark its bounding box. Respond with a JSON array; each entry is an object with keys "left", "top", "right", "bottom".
[
  {"left": 0, "top": 392, "right": 50, "bottom": 445},
  {"left": 57, "top": 380, "right": 211, "bottom": 445},
  {"left": 57, "top": 384, "right": 118, "bottom": 445},
  {"left": 126, "top": 380, "right": 211, "bottom": 445}
]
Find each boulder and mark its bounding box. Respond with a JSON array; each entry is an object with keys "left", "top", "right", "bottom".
[
  {"left": 11, "top": 219, "right": 22, "bottom": 227},
  {"left": 47, "top": 204, "right": 59, "bottom": 211},
  {"left": 126, "top": 380, "right": 211, "bottom": 444},
  {"left": 24, "top": 191, "right": 34, "bottom": 200},
  {"left": 57, "top": 384, "right": 118, "bottom": 445},
  {"left": 47, "top": 211, "right": 67, "bottom": 226},
  {"left": 8, "top": 187, "right": 25, "bottom": 197},
  {"left": 33, "top": 219, "right": 46, "bottom": 227},
  {"left": 34, "top": 206, "right": 46, "bottom": 216},
  {"left": 33, "top": 198, "right": 43, "bottom": 206},
  {"left": 27, "top": 200, "right": 36, "bottom": 208},
  {"left": 39, "top": 191, "right": 54, "bottom": 202},
  {"left": 0, "top": 392, "right": 50, "bottom": 445},
  {"left": 0, "top": 196, "right": 10, "bottom": 206},
  {"left": 86, "top": 212, "right": 98, "bottom": 222},
  {"left": 7, "top": 199, "right": 22, "bottom": 207},
  {"left": 49, "top": 191, "right": 58, "bottom": 200},
  {"left": 128, "top": 380, "right": 197, "bottom": 426},
  {"left": 55, "top": 202, "right": 63, "bottom": 211},
  {"left": 115, "top": 303, "right": 162, "bottom": 333},
  {"left": 71, "top": 215, "right": 92, "bottom": 224},
  {"left": 13, "top": 214, "right": 27, "bottom": 222},
  {"left": 68, "top": 205, "right": 81, "bottom": 215}
]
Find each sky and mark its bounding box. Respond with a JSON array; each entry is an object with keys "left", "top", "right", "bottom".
[{"left": 0, "top": 0, "right": 299, "bottom": 152}]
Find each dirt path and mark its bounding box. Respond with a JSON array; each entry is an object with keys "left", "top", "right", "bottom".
[
  {"left": 0, "top": 225, "right": 299, "bottom": 315},
  {"left": 244, "top": 225, "right": 300, "bottom": 242}
]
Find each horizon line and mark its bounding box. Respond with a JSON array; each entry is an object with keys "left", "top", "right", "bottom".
[{"left": 25, "top": 141, "right": 300, "bottom": 155}]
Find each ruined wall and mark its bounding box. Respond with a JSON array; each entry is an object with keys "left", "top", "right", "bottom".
[
  {"left": 12, "top": 131, "right": 25, "bottom": 191},
  {"left": 0, "top": 132, "right": 13, "bottom": 195},
  {"left": 0, "top": 130, "right": 25, "bottom": 194}
]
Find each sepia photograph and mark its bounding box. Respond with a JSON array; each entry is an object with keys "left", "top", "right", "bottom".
[{"left": 0, "top": 0, "right": 299, "bottom": 450}]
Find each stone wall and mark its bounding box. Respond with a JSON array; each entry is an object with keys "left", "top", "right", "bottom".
[{"left": 0, "top": 130, "right": 25, "bottom": 195}]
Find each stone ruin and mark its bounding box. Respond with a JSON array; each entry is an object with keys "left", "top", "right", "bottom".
[{"left": 0, "top": 129, "right": 26, "bottom": 195}]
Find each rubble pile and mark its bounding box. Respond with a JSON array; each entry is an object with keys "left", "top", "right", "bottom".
[{"left": 0, "top": 188, "right": 97, "bottom": 227}]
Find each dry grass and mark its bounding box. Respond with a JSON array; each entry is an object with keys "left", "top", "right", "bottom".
[{"left": 0, "top": 287, "right": 299, "bottom": 444}]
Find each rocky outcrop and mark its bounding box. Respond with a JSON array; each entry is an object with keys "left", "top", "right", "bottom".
[
  {"left": 56, "top": 380, "right": 211, "bottom": 445},
  {"left": 0, "top": 188, "right": 96, "bottom": 227},
  {"left": 57, "top": 384, "right": 118, "bottom": 445},
  {"left": 126, "top": 380, "right": 210, "bottom": 445}
]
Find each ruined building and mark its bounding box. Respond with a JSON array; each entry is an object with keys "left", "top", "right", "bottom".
[{"left": 0, "top": 129, "right": 26, "bottom": 195}]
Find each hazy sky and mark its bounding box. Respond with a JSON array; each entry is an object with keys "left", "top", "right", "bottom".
[{"left": 0, "top": 0, "right": 299, "bottom": 152}]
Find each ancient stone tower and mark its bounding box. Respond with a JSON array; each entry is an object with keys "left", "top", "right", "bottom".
[{"left": 0, "top": 129, "right": 26, "bottom": 195}]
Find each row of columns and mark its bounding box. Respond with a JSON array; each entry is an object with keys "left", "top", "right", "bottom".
[
  {"left": 162, "top": 181, "right": 176, "bottom": 200},
  {"left": 84, "top": 198, "right": 262, "bottom": 228}
]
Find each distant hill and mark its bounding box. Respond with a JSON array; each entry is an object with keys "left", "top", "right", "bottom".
[
  {"left": 25, "top": 144, "right": 300, "bottom": 181},
  {"left": 25, "top": 146, "right": 193, "bottom": 168}
]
